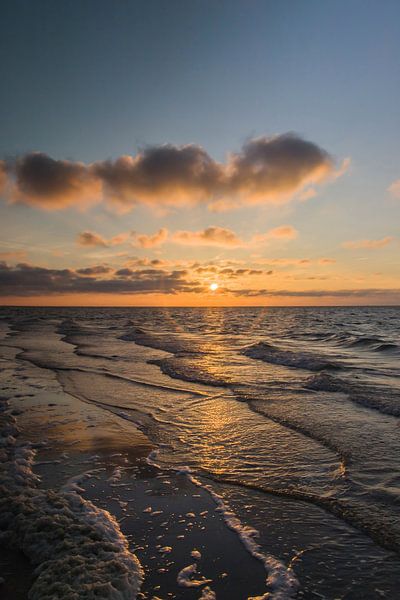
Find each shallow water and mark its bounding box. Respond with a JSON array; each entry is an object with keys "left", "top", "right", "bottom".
[{"left": 1, "top": 305, "right": 400, "bottom": 598}]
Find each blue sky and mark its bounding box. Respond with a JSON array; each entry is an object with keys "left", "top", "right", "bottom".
[{"left": 0, "top": 0, "right": 399, "bottom": 305}]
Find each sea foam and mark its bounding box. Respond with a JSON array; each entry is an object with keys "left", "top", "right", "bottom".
[{"left": 0, "top": 393, "right": 144, "bottom": 599}]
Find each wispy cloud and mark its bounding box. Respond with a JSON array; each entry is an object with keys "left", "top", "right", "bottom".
[
  {"left": 251, "top": 225, "right": 298, "bottom": 244},
  {"left": 229, "top": 287, "right": 400, "bottom": 299},
  {"left": 342, "top": 236, "right": 394, "bottom": 249},
  {"left": 253, "top": 257, "right": 312, "bottom": 266},
  {"left": 1, "top": 134, "right": 343, "bottom": 212},
  {"left": 0, "top": 250, "right": 27, "bottom": 261}
]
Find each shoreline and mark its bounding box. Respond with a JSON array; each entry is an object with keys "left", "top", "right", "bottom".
[
  {"left": 0, "top": 343, "right": 281, "bottom": 599},
  {"left": 2, "top": 308, "right": 400, "bottom": 599}
]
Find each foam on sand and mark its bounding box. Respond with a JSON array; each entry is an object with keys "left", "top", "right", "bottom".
[
  {"left": 177, "top": 563, "right": 212, "bottom": 588},
  {"left": 146, "top": 451, "right": 299, "bottom": 599},
  {"left": 199, "top": 587, "right": 216, "bottom": 599},
  {"left": 0, "top": 394, "right": 144, "bottom": 599}
]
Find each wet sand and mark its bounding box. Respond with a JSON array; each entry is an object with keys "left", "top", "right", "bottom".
[{"left": 0, "top": 346, "right": 269, "bottom": 599}]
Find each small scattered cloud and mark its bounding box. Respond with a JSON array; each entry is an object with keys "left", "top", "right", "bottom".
[
  {"left": 388, "top": 179, "right": 400, "bottom": 199},
  {"left": 342, "top": 236, "right": 394, "bottom": 249},
  {"left": 76, "top": 230, "right": 130, "bottom": 248},
  {"left": 251, "top": 225, "right": 298, "bottom": 244},
  {"left": 134, "top": 227, "right": 168, "bottom": 248},
  {"left": 76, "top": 231, "right": 109, "bottom": 247},
  {"left": 172, "top": 226, "right": 244, "bottom": 248},
  {"left": 75, "top": 224, "right": 298, "bottom": 251},
  {"left": 318, "top": 258, "right": 336, "bottom": 265},
  {"left": 216, "top": 267, "right": 272, "bottom": 279}
]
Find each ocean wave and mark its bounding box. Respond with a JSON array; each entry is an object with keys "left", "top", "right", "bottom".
[
  {"left": 316, "top": 332, "right": 399, "bottom": 354},
  {"left": 375, "top": 343, "right": 399, "bottom": 353},
  {"left": 305, "top": 373, "right": 400, "bottom": 417},
  {"left": 0, "top": 394, "right": 143, "bottom": 599},
  {"left": 242, "top": 342, "right": 339, "bottom": 371},
  {"left": 149, "top": 357, "right": 229, "bottom": 387},
  {"left": 121, "top": 327, "right": 203, "bottom": 355}
]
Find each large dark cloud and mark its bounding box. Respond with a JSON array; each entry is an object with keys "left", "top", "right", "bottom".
[
  {"left": 13, "top": 153, "right": 101, "bottom": 209},
  {"left": 212, "top": 135, "right": 334, "bottom": 210},
  {"left": 0, "top": 160, "right": 7, "bottom": 195},
  {"left": 1, "top": 134, "right": 342, "bottom": 211},
  {"left": 94, "top": 144, "right": 222, "bottom": 209},
  {"left": 0, "top": 262, "right": 203, "bottom": 296}
]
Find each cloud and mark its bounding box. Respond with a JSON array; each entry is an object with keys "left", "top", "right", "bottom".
[
  {"left": 213, "top": 134, "right": 335, "bottom": 209},
  {"left": 217, "top": 267, "right": 271, "bottom": 279},
  {"left": 134, "top": 227, "right": 168, "bottom": 248},
  {"left": 76, "top": 265, "right": 112, "bottom": 276},
  {"left": 12, "top": 153, "right": 101, "bottom": 210},
  {"left": 298, "top": 188, "right": 317, "bottom": 201},
  {"left": 1, "top": 260, "right": 398, "bottom": 303},
  {"left": 0, "top": 262, "right": 203, "bottom": 296},
  {"left": 76, "top": 231, "right": 130, "bottom": 247},
  {"left": 251, "top": 225, "right": 298, "bottom": 244},
  {"left": 124, "top": 257, "right": 173, "bottom": 268},
  {"left": 388, "top": 179, "right": 400, "bottom": 198},
  {"left": 171, "top": 226, "right": 244, "bottom": 248},
  {"left": 229, "top": 287, "right": 400, "bottom": 299},
  {"left": 1, "top": 134, "right": 341, "bottom": 212},
  {"left": 94, "top": 145, "right": 222, "bottom": 209},
  {"left": 75, "top": 224, "right": 297, "bottom": 251},
  {"left": 0, "top": 250, "right": 27, "bottom": 261},
  {"left": 254, "top": 257, "right": 311, "bottom": 266},
  {"left": 318, "top": 258, "right": 336, "bottom": 265},
  {"left": 0, "top": 160, "right": 8, "bottom": 195},
  {"left": 76, "top": 231, "right": 109, "bottom": 247},
  {"left": 342, "top": 236, "right": 394, "bottom": 249}
]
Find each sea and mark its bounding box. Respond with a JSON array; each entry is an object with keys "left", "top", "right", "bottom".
[{"left": 1, "top": 305, "right": 400, "bottom": 599}]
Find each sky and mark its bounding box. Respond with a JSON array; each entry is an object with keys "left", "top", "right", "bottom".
[{"left": 0, "top": 0, "right": 399, "bottom": 306}]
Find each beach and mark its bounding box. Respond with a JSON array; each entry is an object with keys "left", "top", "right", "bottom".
[{"left": 1, "top": 306, "right": 400, "bottom": 599}]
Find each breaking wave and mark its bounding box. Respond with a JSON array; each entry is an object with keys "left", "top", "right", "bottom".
[{"left": 242, "top": 341, "right": 339, "bottom": 371}]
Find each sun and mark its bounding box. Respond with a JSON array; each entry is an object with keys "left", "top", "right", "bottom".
[{"left": 209, "top": 282, "right": 219, "bottom": 291}]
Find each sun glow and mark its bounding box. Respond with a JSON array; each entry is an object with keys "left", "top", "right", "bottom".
[{"left": 209, "top": 282, "right": 219, "bottom": 291}]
